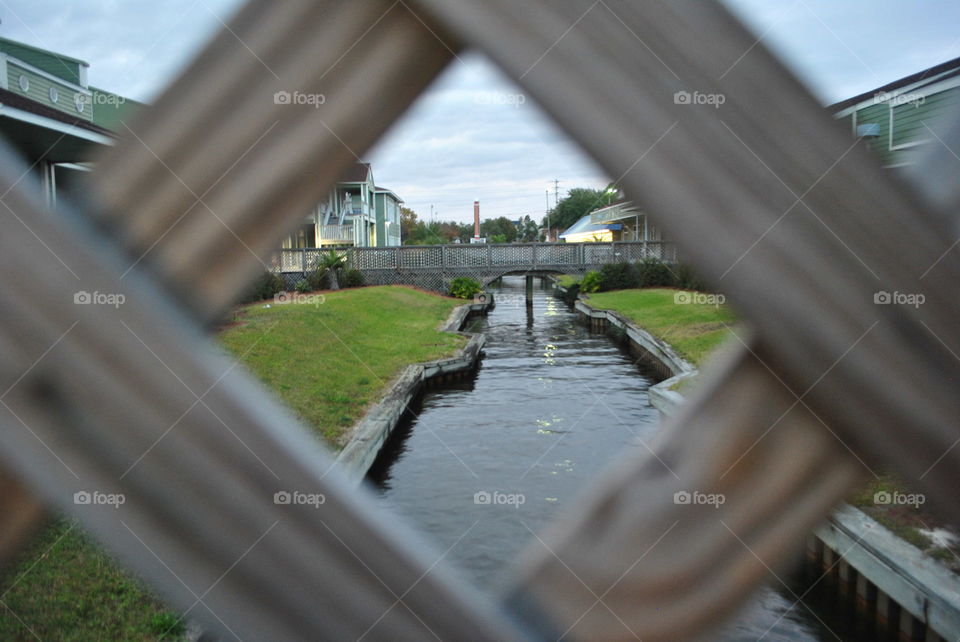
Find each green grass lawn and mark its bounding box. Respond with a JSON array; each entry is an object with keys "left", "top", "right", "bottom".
[
  {"left": 0, "top": 520, "right": 186, "bottom": 641},
  {"left": 584, "top": 288, "right": 736, "bottom": 366},
  {"left": 0, "top": 285, "right": 468, "bottom": 640},
  {"left": 219, "top": 285, "right": 466, "bottom": 446},
  {"left": 556, "top": 274, "right": 580, "bottom": 288}
]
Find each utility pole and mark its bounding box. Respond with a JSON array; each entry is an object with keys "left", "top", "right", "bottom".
[
  {"left": 545, "top": 189, "right": 551, "bottom": 242},
  {"left": 553, "top": 178, "right": 561, "bottom": 208}
]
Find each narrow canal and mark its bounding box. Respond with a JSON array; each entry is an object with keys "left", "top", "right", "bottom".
[{"left": 368, "top": 276, "right": 874, "bottom": 641}]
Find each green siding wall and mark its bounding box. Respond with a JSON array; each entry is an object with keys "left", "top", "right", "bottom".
[
  {"left": 90, "top": 88, "right": 143, "bottom": 132},
  {"left": 6, "top": 61, "right": 93, "bottom": 122},
  {"left": 849, "top": 84, "right": 960, "bottom": 166},
  {"left": 855, "top": 102, "right": 891, "bottom": 164},
  {"left": 890, "top": 86, "right": 960, "bottom": 147},
  {"left": 0, "top": 39, "right": 83, "bottom": 85}
]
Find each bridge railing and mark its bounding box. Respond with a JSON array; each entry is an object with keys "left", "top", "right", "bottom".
[{"left": 270, "top": 241, "right": 679, "bottom": 273}]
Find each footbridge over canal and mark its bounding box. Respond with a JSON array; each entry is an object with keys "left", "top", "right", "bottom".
[{"left": 272, "top": 241, "right": 679, "bottom": 292}]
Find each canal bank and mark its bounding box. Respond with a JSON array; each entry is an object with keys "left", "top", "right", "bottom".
[
  {"left": 367, "top": 275, "right": 879, "bottom": 641},
  {"left": 335, "top": 297, "right": 493, "bottom": 482},
  {"left": 567, "top": 287, "right": 960, "bottom": 642}
]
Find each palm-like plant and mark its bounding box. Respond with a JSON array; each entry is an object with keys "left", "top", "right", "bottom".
[{"left": 318, "top": 249, "right": 346, "bottom": 290}]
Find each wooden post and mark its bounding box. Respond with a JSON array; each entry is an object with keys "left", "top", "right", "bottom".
[
  {"left": 855, "top": 573, "right": 877, "bottom": 615},
  {"left": 876, "top": 589, "right": 900, "bottom": 635}
]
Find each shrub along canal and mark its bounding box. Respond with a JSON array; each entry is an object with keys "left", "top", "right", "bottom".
[{"left": 368, "top": 276, "right": 880, "bottom": 641}]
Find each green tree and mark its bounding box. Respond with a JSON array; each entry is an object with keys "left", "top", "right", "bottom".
[
  {"left": 543, "top": 187, "right": 606, "bottom": 235},
  {"left": 517, "top": 215, "right": 540, "bottom": 242},
  {"left": 480, "top": 216, "right": 518, "bottom": 242},
  {"left": 400, "top": 206, "right": 419, "bottom": 241}
]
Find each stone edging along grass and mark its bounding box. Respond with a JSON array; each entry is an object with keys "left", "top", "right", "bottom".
[
  {"left": 571, "top": 297, "right": 698, "bottom": 418},
  {"left": 569, "top": 293, "right": 960, "bottom": 641},
  {"left": 333, "top": 298, "right": 492, "bottom": 483}
]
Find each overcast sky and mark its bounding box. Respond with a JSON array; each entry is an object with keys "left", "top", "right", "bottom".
[{"left": 2, "top": 0, "right": 959, "bottom": 224}]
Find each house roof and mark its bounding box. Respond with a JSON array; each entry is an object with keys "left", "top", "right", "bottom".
[
  {"left": 829, "top": 56, "right": 960, "bottom": 111},
  {"left": 339, "top": 162, "right": 371, "bottom": 183},
  {"left": 373, "top": 185, "right": 403, "bottom": 202},
  {"left": 0, "top": 36, "right": 89, "bottom": 86},
  {"left": 590, "top": 200, "right": 640, "bottom": 223},
  {"left": 559, "top": 213, "right": 622, "bottom": 239},
  {"left": 0, "top": 36, "right": 88, "bottom": 67}
]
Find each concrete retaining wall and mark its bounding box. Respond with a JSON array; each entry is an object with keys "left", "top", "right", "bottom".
[
  {"left": 810, "top": 507, "right": 959, "bottom": 641},
  {"left": 567, "top": 286, "right": 959, "bottom": 641},
  {"left": 574, "top": 294, "right": 960, "bottom": 642},
  {"left": 572, "top": 297, "right": 698, "bottom": 418},
  {"left": 334, "top": 299, "right": 491, "bottom": 483}
]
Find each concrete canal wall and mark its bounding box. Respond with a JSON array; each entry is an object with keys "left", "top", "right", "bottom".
[
  {"left": 569, "top": 296, "right": 698, "bottom": 418},
  {"left": 564, "top": 290, "right": 960, "bottom": 642},
  {"left": 335, "top": 299, "right": 492, "bottom": 483}
]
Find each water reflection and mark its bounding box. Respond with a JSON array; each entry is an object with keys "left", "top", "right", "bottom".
[{"left": 369, "top": 276, "right": 869, "bottom": 641}]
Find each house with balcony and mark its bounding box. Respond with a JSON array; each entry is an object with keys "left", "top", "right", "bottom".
[
  {"left": 830, "top": 56, "right": 960, "bottom": 168},
  {"left": 0, "top": 37, "right": 140, "bottom": 206},
  {"left": 284, "top": 162, "right": 403, "bottom": 249}
]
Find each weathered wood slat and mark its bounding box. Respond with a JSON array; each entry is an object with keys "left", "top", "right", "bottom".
[
  {"left": 0, "top": 0, "right": 957, "bottom": 640},
  {"left": 408, "top": 0, "right": 960, "bottom": 509},
  {"left": 509, "top": 342, "right": 863, "bottom": 640},
  {"left": 0, "top": 147, "right": 527, "bottom": 640},
  {"left": 404, "top": 0, "right": 960, "bottom": 637},
  {"left": 87, "top": 0, "right": 456, "bottom": 323}
]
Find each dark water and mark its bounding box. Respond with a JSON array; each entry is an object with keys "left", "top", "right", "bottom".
[{"left": 368, "top": 276, "right": 870, "bottom": 641}]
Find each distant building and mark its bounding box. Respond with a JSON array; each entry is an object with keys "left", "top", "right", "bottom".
[
  {"left": 587, "top": 200, "right": 662, "bottom": 242},
  {"left": 558, "top": 214, "right": 622, "bottom": 242},
  {"left": 830, "top": 56, "right": 960, "bottom": 168},
  {"left": 373, "top": 186, "right": 403, "bottom": 247},
  {"left": 283, "top": 162, "right": 403, "bottom": 248},
  {"left": 0, "top": 36, "right": 140, "bottom": 206}
]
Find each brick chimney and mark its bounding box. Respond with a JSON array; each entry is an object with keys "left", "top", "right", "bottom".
[{"left": 473, "top": 200, "right": 480, "bottom": 238}]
